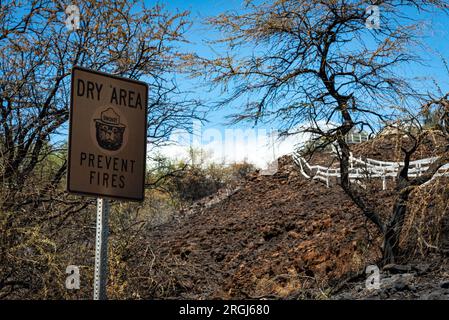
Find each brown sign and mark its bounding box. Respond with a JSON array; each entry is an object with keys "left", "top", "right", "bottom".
[{"left": 67, "top": 66, "right": 148, "bottom": 201}]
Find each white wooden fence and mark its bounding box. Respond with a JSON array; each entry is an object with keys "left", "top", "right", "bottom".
[
  {"left": 345, "top": 132, "right": 370, "bottom": 144},
  {"left": 292, "top": 151, "right": 449, "bottom": 190}
]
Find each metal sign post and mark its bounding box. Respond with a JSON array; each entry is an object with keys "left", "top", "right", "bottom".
[{"left": 93, "top": 198, "right": 109, "bottom": 300}]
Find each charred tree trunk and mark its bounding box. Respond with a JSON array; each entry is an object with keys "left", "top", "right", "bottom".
[
  {"left": 337, "top": 135, "right": 385, "bottom": 234},
  {"left": 383, "top": 190, "right": 411, "bottom": 264},
  {"left": 382, "top": 138, "right": 416, "bottom": 264},
  {"left": 338, "top": 135, "right": 351, "bottom": 192},
  {"left": 336, "top": 107, "right": 386, "bottom": 235}
]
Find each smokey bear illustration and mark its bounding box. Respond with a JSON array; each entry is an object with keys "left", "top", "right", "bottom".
[{"left": 94, "top": 107, "right": 126, "bottom": 151}]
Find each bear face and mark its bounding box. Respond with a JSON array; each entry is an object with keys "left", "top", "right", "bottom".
[{"left": 95, "top": 122, "right": 125, "bottom": 151}]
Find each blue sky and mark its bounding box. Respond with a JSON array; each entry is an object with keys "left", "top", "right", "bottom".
[
  {"left": 150, "top": 0, "right": 249, "bottom": 130},
  {"left": 140, "top": 1, "right": 449, "bottom": 166},
  {"left": 52, "top": 1, "right": 449, "bottom": 166},
  {"left": 147, "top": 0, "right": 449, "bottom": 133}
]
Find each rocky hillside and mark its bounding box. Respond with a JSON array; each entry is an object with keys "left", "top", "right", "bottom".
[{"left": 133, "top": 131, "right": 449, "bottom": 299}]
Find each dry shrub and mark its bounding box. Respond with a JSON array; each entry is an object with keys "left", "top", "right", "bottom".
[
  {"left": 228, "top": 162, "right": 256, "bottom": 180},
  {"left": 108, "top": 232, "right": 202, "bottom": 299},
  {"left": 104, "top": 189, "right": 203, "bottom": 299},
  {"left": 401, "top": 176, "right": 449, "bottom": 257},
  {"left": 170, "top": 167, "right": 224, "bottom": 202},
  {"left": 0, "top": 204, "right": 95, "bottom": 299},
  {"left": 1, "top": 155, "right": 253, "bottom": 299},
  {"left": 167, "top": 161, "right": 256, "bottom": 203}
]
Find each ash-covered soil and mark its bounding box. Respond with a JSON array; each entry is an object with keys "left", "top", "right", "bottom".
[
  {"left": 351, "top": 131, "right": 447, "bottom": 161},
  {"left": 141, "top": 131, "right": 449, "bottom": 299},
  {"left": 146, "top": 156, "right": 384, "bottom": 299},
  {"left": 332, "top": 255, "right": 449, "bottom": 300}
]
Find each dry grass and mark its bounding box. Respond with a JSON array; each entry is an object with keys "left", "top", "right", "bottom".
[{"left": 401, "top": 176, "right": 449, "bottom": 257}]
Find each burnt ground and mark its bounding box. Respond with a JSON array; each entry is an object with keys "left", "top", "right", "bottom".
[
  {"left": 144, "top": 157, "right": 384, "bottom": 299},
  {"left": 332, "top": 254, "right": 449, "bottom": 300},
  {"left": 139, "top": 131, "right": 449, "bottom": 300}
]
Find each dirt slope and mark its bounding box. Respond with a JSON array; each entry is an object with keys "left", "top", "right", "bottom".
[
  {"left": 139, "top": 131, "right": 448, "bottom": 299},
  {"left": 146, "top": 156, "right": 384, "bottom": 299}
]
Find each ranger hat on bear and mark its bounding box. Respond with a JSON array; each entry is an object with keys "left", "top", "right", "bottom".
[{"left": 94, "top": 107, "right": 125, "bottom": 128}]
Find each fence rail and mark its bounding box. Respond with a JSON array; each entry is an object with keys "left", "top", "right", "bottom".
[
  {"left": 345, "top": 132, "right": 370, "bottom": 144},
  {"left": 292, "top": 151, "right": 449, "bottom": 190}
]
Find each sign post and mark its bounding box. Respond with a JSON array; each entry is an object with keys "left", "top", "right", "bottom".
[
  {"left": 93, "top": 198, "right": 109, "bottom": 300},
  {"left": 67, "top": 66, "right": 148, "bottom": 300}
]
